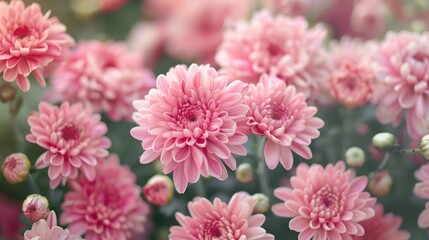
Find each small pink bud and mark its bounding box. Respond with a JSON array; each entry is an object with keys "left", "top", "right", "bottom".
[
  {"left": 2, "top": 153, "right": 31, "bottom": 184},
  {"left": 236, "top": 163, "right": 253, "bottom": 183},
  {"left": 368, "top": 170, "right": 393, "bottom": 198},
  {"left": 345, "top": 147, "right": 365, "bottom": 168},
  {"left": 252, "top": 193, "right": 270, "bottom": 214},
  {"left": 143, "top": 175, "right": 174, "bottom": 206},
  {"left": 22, "top": 194, "right": 50, "bottom": 221}
]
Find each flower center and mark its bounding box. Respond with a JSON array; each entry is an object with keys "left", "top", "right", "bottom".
[
  {"left": 13, "top": 25, "right": 31, "bottom": 39},
  {"left": 203, "top": 220, "right": 223, "bottom": 238},
  {"left": 267, "top": 42, "right": 284, "bottom": 57},
  {"left": 61, "top": 125, "right": 80, "bottom": 141},
  {"left": 177, "top": 103, "right": 203, "bottom": 125},
  {"left": 270, "top": 104, "right": 289, "bottom": 120},
  {"left": 310, "top": 185, "right": 343, "bottom": 219}
]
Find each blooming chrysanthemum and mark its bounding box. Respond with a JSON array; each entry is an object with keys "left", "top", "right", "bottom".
[
  {"left": 216, "top": 10, "right": 330, "bottom": 99},
  {"left": 61, "top": 155, "right": 150, "bottom": 240},
  {"left": 24, "top": 211, "right": 81, "bottom": 240},
  {"left": 131, "top": 64, "right": 248, "bottom": 193},
  {"left": 47, "top": 41, "right": 155, "bottom": 122},
  {"left": 273, "top": 162, "right": 376, "bottom": 240},
  {"left": 414, "top": 163, "right": 429, "bottom": 229},
  {"left": 165, "top": 0, "right": 250, "bottom": 63},
  {"left": 26, "top": 101, "right": 111, "bottom": 189},
  {"left": 352, "top": 204, "right": 410, "bottom": 240},
  {"left": 245, "top": 75, "right": 324, "bottom": 170},
  {"left": 350, "top": 0, "right": 387, "bottom": 38},
  {"left": 372, "top": 31, "right": 429, "bottom": 140},
  {"left": 0, "top": 0, "right": 74, "bottom": 92},
  {"left": 169, "top": 192, "right": 274, "bottom": 239}
]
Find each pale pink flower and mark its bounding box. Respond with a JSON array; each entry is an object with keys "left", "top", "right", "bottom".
[
  {"left": 0, "top": 0, "right": 74, "bottom": 92},
  {"left": 245, "top": 75, "right": 324, "bottom": 170},
  {"left": 2, "top": 152, "right": 31, "bottom": 184},
  {"left": 26, "top": 101, "right": 111, "bottom": 189},
  {"left": 24, "top": 211, "right": 81, "bottom": 240},
  {"left": 414, "top": 164, "right": 429, "bottom": 228},
  {"left": 372, "top": 31, "right": 429, "bottom": 140},
  {"left": 47, "top": 41, "right": 155, "bottom": 122},
  {"left": 261, "top": 0, "right": 310, "bottom": 16},
  {"left": 131, "top": 64, "right": 249, "bottom": 193},
  {"left": 61, "top": 155, "right": 150, "bottom": 240},
  {"left": 143, "top": 174, "right": 174, "bottom": 206},
  {"left": 169, "top": 192, "right": 274, "bottom": 239},
  {"left": 273, "top": 162, "right": 376, "bottom": 240},
  {"left": 22, "top": 194, "right": 50, "bottom": 222},
  {"left": 216, "top": 10, "right": 330, "bottom": 99},
  {"left": 351, "top": 0, "right": 388, "bottom": 38},
  {"left": 165, "top": 0, "right": 250, "bottom": 63},
  {"left": 352, "top": 204, "right": 410, "bottom": 240}
]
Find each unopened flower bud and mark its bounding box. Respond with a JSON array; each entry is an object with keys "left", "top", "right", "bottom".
[
  {"left": 0, "top": 84, "right": 16, "bottom": 103},
  {"left": 368, "top": 170, "right": 393, "bottom": 197},
  {"left": 22, "top": 194, "right": 50, "bottom": 221},
  {"left": 372, "top": 133, "right": 395, "bottom": 151},
  {"left": 2, "top": 153, "right": 31, "bottom": 184},
  {"left": 236, "top": 163, "right": 253, "bottom": 183},
  {"left": 419, "top": 135, "right": 429, "bottom": 160},
  {"left": 252, "top": 193, "right": 270, "bottom": 214},
  {"left": 143, "top": 174, "right": 174, "bottom": 206},
  {"left": 345, "top": 147, "right": 365, "bottom": 168}
]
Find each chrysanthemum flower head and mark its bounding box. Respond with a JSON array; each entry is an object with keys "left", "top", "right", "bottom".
[
  {"left": 0, "top": 0, "right": 75, "bottom": 92},
  {"left": 24, "top": 211, "right": 81, "bottom": 240},
  {"left": 169, "top": 192, "right": 274, "bottom": 239},
  {"left": 245, "top": 74, "right": 324, "bottom": 170},
  {"left": 131, "top": 64, "right": 249, "bottom": 193},
  {"left": 26, "top": 101, "right": 111, "bottom": 189},
  {"left": 273, "top": 162, "right": 376, "bottom": 240},
  {"left": 61, "top": 155, "right": 150, "bottom": 240}
]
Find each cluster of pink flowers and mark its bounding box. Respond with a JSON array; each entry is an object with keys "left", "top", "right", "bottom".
[
  {"left": 0, "top": 0, "right": 74, "bottom": 92},
  {"left": 24, "top": 211, "right": 81, "bottom": 240},
  {"left": 61, "top": 155, "right": 150, "bottom": 240},
  {"left": 47, "top": 41, "right": 155, "bottom": 122},
  {"left": 372, "top": 31, "right": 429, "bottom": 140}
]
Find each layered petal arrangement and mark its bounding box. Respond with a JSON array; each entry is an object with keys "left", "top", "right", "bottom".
[
  {"left": 245, "top": 74, "right": 324, "bottom": 170},
  {"left": 273, "top": 162, "right": 376, "bottom": 240},
  {"left": 0, "top": 0, "right": 74, "bottom": 92},
  {"left": 216, "top": 10, "right": 331, "bottom": 99},
  {"left": 131, "top": 64, "right": 248, "bottom": 193},
  {"left": 61, "top": 155, "right": 150, "bottom": 240},
  {"left": 24, "top": 211, "right": 81, "bottom": 240},
  {"left": 47, "top": 41, "right": 155, "bottom": 121},
  {"left": 169, "top": 192, "right": 274, "bottom": 239},
  {"left": 372, "top": 31, "right": 429, "bottom": 140},
  {"left": 26, "top": 102, "right": 111, "bottom": 188}
]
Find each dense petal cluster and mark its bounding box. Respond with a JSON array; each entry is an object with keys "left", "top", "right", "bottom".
[
  {"left": 245, "top": 75, "right": 324, "bottom": 170},
  {"left": 26, "top": 102, "right": 111, "bottom": 189},
  {"left": 352, "top": 204, "right": 410, "bottom": 240},
  {"left": 0, "top": 0, "right": 74, "bottom": 92},
  {"left": 24, "top": 211, "right": 81, "bottom": 240},
  {"left": 47, "top": 41, "right": 155, "bottom": 121},
  {"left": 273, "top": 162, "right": 376, "bottom": 240},
  {"left": 169, "top": 192, "right": 274, "bottom": 239},
  {"left": 414, "top": 163, "right": 429, "bottom": 229},
  {"left": 372, "top": 31, "right": 429, "bottom": 140},
  {"left": 131, "top": 64, "right": 248, "bottom": 193},
  {"left": 61, "top": 155, "right": 150, "bottom": 240},
  {"left": 216, "top": 10, "right": 330, "bottom": 99}
]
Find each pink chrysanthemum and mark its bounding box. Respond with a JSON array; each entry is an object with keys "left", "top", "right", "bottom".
[
  {"left": 245, "top": 74, "right": 324, "bottom": 170},
  {"left": 169, "top": 192, "right": 274, "bottom": 239},
  {"left": 414, "top": 163, "right": 429, "bottom": 229},
  {"left": 47, "top": 41, "right": 155, "bottom": 122},
  {"left": 372, "top": 31, "right": 429, "bottom": 140},
  {"left": 24, "top": 211, "right": 81, "bottom": 240},
  {"left": 273, "top": 162, "right": 376, "bottom": 240},
  {"left": 165, "top": 0, "right": 250, "bottom": 63},
  {"left": 131, "top": 64, "right": 249, "bottom": 193},
  {"left": 350, "top": 0, "right": 387, "bottom": 38},
  {"left": 216, "top": 10, "right": 330, "bottom": 99},
  {"left": 352, "top": 204, "right": 410, "bottom": 240},
  {"left": 61, "top": 155, "right": 150, "bottom": 240},
  {"left": 26, "top": 101, "right": 111, "bottom": 189},
  {"left": 0, "top": 0, "right": 74, "bottom": 92}
]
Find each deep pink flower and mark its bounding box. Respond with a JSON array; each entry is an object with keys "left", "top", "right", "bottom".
[
  {"left": 24, "top": 211, "right": 81, "bottom": 240},
  {"left": 165, "top": 0, "right": 250, "bottom": 63},
  {"left": 0, "top": 194, "right": 24, "bottom": 240},
  {"left": 216, "top": 10, "right": 330, "bottom": 99},
  {"left": 273, "top": 162, "right": 376, "bottom": 240},
  {"left": 372, "top": 31, "right": 429, "bottom": 140},
  {"left": 245, "top": 74, "right": 324, "bottom": 170},
  {"left": 169, "top": 192, "right": 274, "bottom": 239},
  {"left": 47, "top": 41, "right": 155, "bottom": 122},
  {"left": 131, "top": 64, "right": 248, "bottom": 193},
  {"left": 352, "top": 204, "right": 410, "bottom": 240},
  {"left": 96, "top": 0, "right": 128, "bottom": 12},
  {"left": 142, "top": 0, "right": 188, "bottom": 19},
  {"left": 0, "top": 0, "right": 74, "bottom": 92},
  {"left": 26, "top": 101, "right": 111, "bottom": 189},
  {"left": 61, "top": 155, "right": 150, "bottom": 240},
  {"left": 414, "top": 164, "right": 429, "bottom": 228}
]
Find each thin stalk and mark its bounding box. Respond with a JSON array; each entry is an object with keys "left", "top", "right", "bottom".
[
  {"left": 27, "top": 174, "right": 41, "bottom": 194},
  {"left": 256, "top": 137, "right": 271, "bottom": 197},
  {"left": 342, "top": 109, "right": 353, "bottom": 154}
]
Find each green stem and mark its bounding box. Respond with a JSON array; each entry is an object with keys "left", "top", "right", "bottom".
[
  {"left": 27, "top": 174, "right": 41, "bottom": 194},
  {"left": 399, "top": 148, "right": 419, "bottom": 155},
  {"left": 342, "top": 109, "right": 353, "bottom": 154},
  {"left": 194, "top": 179, "right": 206, "bottom": 197},
  {"left": 256, "top": 137, "right": 271, "bottom": 197}
]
